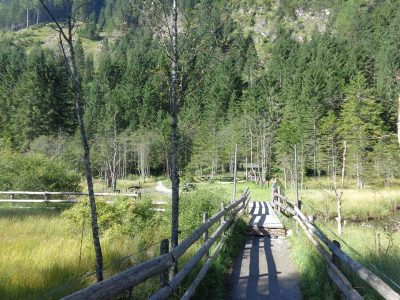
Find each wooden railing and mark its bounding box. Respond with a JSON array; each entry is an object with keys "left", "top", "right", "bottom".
[
  {"left": 0, "top": 191, "right": 140, "bottom": 203},
  {"left": 61, "top": 188, "right": 250, "bottom": 300},
  {"left": 272, "top": 191, "right": 400, "bottom": 300}
]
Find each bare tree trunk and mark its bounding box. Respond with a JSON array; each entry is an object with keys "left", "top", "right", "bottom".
[
  {"left": 170, "top": 0, "right": 180, "bottom": 255},
  {"left": 300, "top": 143, "right": 305, "bottom": 196},
  {"left": 397, "top": 95, "right": 400, "bottom": 147},
  {"left": 313, "top": 118, "right": 317, "bottom": 177},
  {"left": 283, "top": 168, "right": 287, "bottom": 190},
  {"left": 332, "top": 140, "right": 336, "bottom": 189},
  {"left": 26, "top": 7, "right": 29, "bottom": 28},
  {"left": 70, "top": 30, "right": 104, "bottom": 282},
  {"left": 336, "top": 141, "right": 347, "bottom": 236},
  {"left": 39, "top": 1, "right": 104, "bottom": 281}
]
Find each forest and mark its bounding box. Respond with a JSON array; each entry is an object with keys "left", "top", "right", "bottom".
[
  {"left": 0, "top": 0, "right": 399, "bottom": 191},
  {"left": 0, "top": 0, "right": 399, "bottom": 298}
]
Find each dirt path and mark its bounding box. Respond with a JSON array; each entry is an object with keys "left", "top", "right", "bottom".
[
  {"left": 229, "top": 232, "right": 302, "bottom": 299},
  {"left": 154, "top": 181, "right": 172, "bottom": 195}
]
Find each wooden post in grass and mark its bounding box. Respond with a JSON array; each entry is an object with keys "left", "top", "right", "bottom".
[
  {"left": 160, "top": 239, "right": 169, "bottom": 287},
  {"left": 203, "top": 213, "right": 209, "bottom": 258},
  {"left": 220, "top": 203, "right": 225, "bottom": 224}
]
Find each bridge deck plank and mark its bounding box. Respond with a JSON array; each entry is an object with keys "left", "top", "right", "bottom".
[{"left": 248, "top": 201, "right": 284, "bottom": 229}]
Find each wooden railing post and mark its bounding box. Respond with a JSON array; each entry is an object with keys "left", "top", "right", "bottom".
[
  {"left": 307, "top": 215, "right": 315, "bottom": 225},
  {"left": 332, "top": 240, "right": 341, "bottom": 268},
  {"left": 277, "top": 187, "right": 281, "bottom": 213},
  {"left": 160, "top": 239, "right": 169, "bottom": 287},
  {"left": 203, "top": 212, "right": 209, "bottom": 258},
  {"left": 220, "top": 203, "right": 225, "bottom": 224}
]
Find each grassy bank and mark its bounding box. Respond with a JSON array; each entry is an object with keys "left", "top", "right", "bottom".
[{"left": 287, "top": 216, "right": 400, "bottom": 299}]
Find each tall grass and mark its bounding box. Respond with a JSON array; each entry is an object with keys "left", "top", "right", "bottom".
[
  {"left": 320, "top": 222, "right": 400, "bottom": 298},
  {"left": 288, "top": 225, "right": 337, "bottom": 299},
  {"left": 286, "top": 214, "right": 400, "bottom": 299},
  {"left": 0, "top": 206, "right": 167, "bottom": 299},
  {"left": 282, "top": 178, "right": 400, "bottom": 221},
  {"left": 0, "top": 184, "right": 242, "bottom": 299}
]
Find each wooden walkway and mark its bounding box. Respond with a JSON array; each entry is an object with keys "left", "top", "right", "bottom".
[
  {"left": 229, "top": 201, "right": 301, "bottom": 299},
  {"left": 248, "top": 201, "right": 286, "bottom": 237}
]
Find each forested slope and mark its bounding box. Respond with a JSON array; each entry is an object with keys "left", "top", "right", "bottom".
[{"left": 0, "top": 0, "right": 399, "bottom": 188}]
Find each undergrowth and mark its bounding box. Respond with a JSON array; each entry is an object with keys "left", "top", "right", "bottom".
[
  {"left": 190, "top": 217, "right": 248, "bottom": 300},
  {"left": 288, "top": 223, "right": 337, "bottom": 299}
]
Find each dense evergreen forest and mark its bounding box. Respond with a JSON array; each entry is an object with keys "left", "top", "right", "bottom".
[{"left": 0, "top": 0, "right": 399, "bottom": 189}]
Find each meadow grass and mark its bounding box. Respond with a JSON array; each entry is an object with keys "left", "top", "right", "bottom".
[
  {"left": 274, "top": 177, "right": 400, "bottom": 298},
  {"left": 0, "top": 182, "right": 241, "bottom": 299},
  {"left": 281, "top": 177, "right": 400, "bottom": 221},
  {"left": 2, "top": 176, "right": 398, "bottom": 299},
  {"left": 0, "top": 206, "right": 168, "bottom": 300},
  {"left": 287, "top": 219, "right": 400, "bottom": 299}
]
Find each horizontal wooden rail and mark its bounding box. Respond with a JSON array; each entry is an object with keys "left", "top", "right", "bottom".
[
  {"left": 0, "top": 199, "right": 79, "bottom": 203},
  {"left": 181, "top": 201, "right": 247, "bottom": 300},
  {"left": 294, "top": 216, "right": 363, "bottom": 300},
  {"left": 62, "top": 189, "right": 249, "bottom": 300},
  {"left": 150, "top": 202, "right": 246, "bottom": 300},
  {"left": 0, "top": 191, "right": 139, "bottom": 197},
  {"left": 273, "top": 192, "right": 400, "bottom": 300}
]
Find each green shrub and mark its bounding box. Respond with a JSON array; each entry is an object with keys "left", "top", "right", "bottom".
[
  {"left": 62, "top": 196, "right": 161, "bottom": 236},
  {"left": 0, "top": 149, "right": 80, "bottom": 191},
  {"left": 177, "top": 189, "right": 227, "bottom": 233}
]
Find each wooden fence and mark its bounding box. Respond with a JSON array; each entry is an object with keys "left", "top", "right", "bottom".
[
  {"left": 272, "top": 191, "right": 400, "bottom": 300},
  {"left": 0, "top": 190, "right": 169, "bottom": 211},
  {"left": 61, "top": 188, "right": 250, "bottom": 300},
  {"left": 0, "top": 191, "right": 140, "bottom": 203}
]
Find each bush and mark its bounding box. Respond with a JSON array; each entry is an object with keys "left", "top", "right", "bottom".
[
  {"left": 178, "top": 189, "right": 227, "bottom": 233},
  {"left": 0, "top": 149, "right": 81, "bottom": 191},
  {"left": 62, "top": 196, "right": 161, "bottom": 236}
]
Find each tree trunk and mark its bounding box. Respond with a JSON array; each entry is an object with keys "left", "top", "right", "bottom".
[
  {"left": 313, "top": 118, "right": 317, "bottom": 177},
  {"left": 170, "top": 0, "right": 180, "bottom": 256},
  {"left": 68, "top": 19, "right": 104, "bottom": 282},
  {"left": 38, "top": 0, "right": 104, "bottom": 282},
  {"left": 337, "top": 141, "right": 347, "bottom": 236},
  {"left": 283, "top": 168, "right": 287, "bottom": 190},
  {"left": 397, "top": 95, "right": 400, "bottom": 147}
]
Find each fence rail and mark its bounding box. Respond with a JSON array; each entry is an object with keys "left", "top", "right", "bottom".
[
  {"left": 62, "top": 188, "right": 250, "bottom": 300},
  {"left": 272, "top": 191, "right": 400, "bottom": 300},
  {"left": 0, "top": 190, "right": 141, "bottom": 203}
]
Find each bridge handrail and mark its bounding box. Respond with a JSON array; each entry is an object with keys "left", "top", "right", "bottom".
[
  {"left": 272, "top": 191, "right": 400, "bottom": 300},
  {"left": 61, "top": 188, "right": 250, "bottom": 300}
]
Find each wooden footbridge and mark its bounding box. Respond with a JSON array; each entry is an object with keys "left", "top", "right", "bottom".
[{"left": 248, "top": 201, "right": 286, "bottom": 237}]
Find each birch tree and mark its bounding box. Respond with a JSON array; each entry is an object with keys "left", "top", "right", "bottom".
[{"left": 38, "top": 0, "right": 104, "bottom": 281}]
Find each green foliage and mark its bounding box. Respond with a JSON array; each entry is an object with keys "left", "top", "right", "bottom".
[
  {"left": 192, "top": 218, "right": 248, "bottom": 300},
  {"left": 62, "top": 196, "right": 160, "bottom": 235},
  {"left": 0, "top": 0, "right": 400, "bottom": 186},
  {"left": 289, "top": 226, "right": 337, "bottom": 299},
  {"left": 0, "top": 149, "right": 80, "bottom": 191},
  {"left": 178, "top": 189, "right": 227, "bottom": 232}
]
